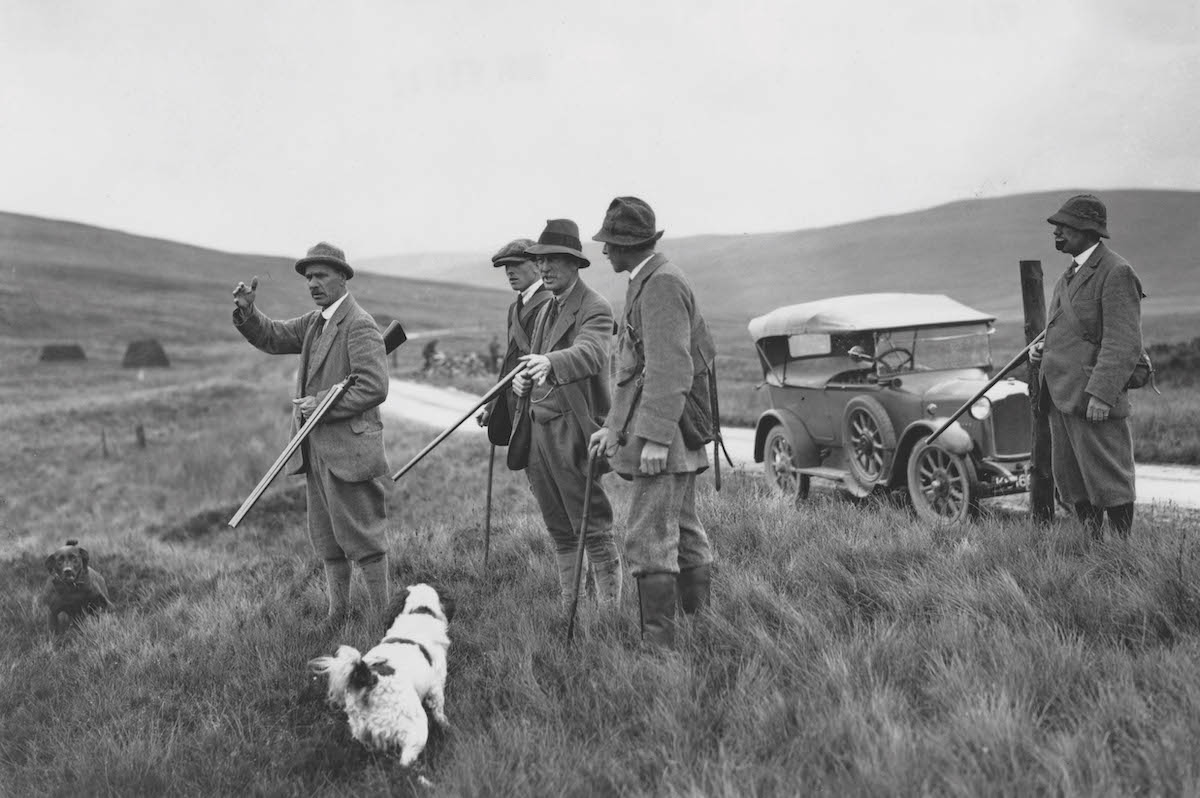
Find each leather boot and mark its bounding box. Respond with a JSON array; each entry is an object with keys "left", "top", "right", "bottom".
[
  {"left": 591, "top": 555, "right": 623, "bottom": 607},
  {"left": 1074, "top": 501, "right": 1104, "bottom": 541},
  {"left": 678, "top": 564, "right": 711, "bottom": 616},
  {"left": 1107, "top": 503, "right": 1135, "bottom": 539},
  {"left": 636, "top": 573, "right": 678, "bottom": 649}
]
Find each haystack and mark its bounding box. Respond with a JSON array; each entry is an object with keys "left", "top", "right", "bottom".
[
  {"left": 39, "top": 344, "right": 87, "bottom": 362},
  {"left": 122, "top": 339, "right": 170, "bottom": 368}
]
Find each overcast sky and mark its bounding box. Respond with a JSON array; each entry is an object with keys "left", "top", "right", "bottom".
[{"left": 2, "top": 0, "right": 1197, "bottom": 259}]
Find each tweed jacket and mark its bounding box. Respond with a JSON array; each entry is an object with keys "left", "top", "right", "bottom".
[
  {"left": 1041, "top": 242, "right": 1143, "bottom": 418},
  {"left": 605, "top": 253, "right": 716, "bottom": 477},
  {"left": 486, "top": 285, "right": 553, "bottom": 432},
  {"left": 517, "top": 277, "right": 613, "bottom": 429},
  {"left": 234, "top": 293, "right": 390, "bottom": 481}
]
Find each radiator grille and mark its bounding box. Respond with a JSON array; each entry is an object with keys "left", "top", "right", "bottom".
[{"left": 990, "top": 394, "right": 1032, "bottom": 457}]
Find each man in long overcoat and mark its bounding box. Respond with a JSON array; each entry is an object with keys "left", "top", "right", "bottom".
[
  {"left": 1033, "top": 194, "right": 1144, "bottom": 538},
  {"left": 514, "top": 219, "right": 622, "bottom": 607},
  {"left": 589, "top": 197, "right": 717, "bottom": 648},
  {"left": 232, "top": 242, "right": 392, "bottom": 623}
]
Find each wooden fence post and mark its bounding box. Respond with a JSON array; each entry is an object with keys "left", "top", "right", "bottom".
[
  {"left": 1020, "top": 260, "right": 1054, "bottom": 524},
  {"left": 135, "top": 423, "right": 146, "bottom": 449}
]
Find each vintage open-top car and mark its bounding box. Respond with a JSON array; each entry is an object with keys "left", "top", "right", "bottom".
[{"left": 749, "top": 293, "right": 1033, "bottom": 523}]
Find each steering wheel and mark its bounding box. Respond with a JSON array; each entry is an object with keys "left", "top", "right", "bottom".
[{"left": 874, "top": 346, "right": 914, "bottom": 372}]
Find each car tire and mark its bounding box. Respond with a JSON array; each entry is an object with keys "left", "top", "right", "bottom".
[
  {"left": 906, "top": 437, "right": 980, "bottom": 525},
  {"left": 763, "top": 425, "right": 809, "bottom": 502},
  {"left": 841, "top": 396, "right": 896, "bottom": 487}
]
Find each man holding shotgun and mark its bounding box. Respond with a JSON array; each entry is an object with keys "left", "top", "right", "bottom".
[
  {"left": 588, "top": 197, "right": 717, "bottom": 650},
  {"left": 232, "top": 242, "right": 392, "bottom": 626}
]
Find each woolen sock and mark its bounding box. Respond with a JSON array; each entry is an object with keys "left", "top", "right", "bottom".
[
  {"left": 323, "top": 558, "right": 352, "bottom": 620},
  {"left": 359, "top": 553, "right": 390, "bottom": 615}
]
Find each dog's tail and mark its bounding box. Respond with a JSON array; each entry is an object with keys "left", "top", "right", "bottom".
[{"left": 309, "top": 645, "right": 371, "bottom": 705}]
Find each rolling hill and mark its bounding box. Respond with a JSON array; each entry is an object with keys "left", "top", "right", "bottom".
[{"left": 359, "top": 189, "right": 1200, "bottom": 326}]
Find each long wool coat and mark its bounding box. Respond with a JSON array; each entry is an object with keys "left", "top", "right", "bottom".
[
  {"left": 1041, "top": 241, "right": 1144, "bottom": 419},
  {"left": 234, "top": 293, "right": 390, "bottom": 481}
]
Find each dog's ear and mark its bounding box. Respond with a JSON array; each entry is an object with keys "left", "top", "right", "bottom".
[
  {"left": 45, "top": 554, "right": 57, "bottom": 574},
  {"left": 66, "top": 539, "right": 79, "bottom": 546},
  {"left": 440, "top": 592, "right": 456, "bottom": 623},
  {"left": 77, "top": 546, "right": 89, "bottom": 570}
]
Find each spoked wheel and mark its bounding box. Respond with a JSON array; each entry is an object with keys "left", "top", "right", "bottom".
[
  {"left": 906, "top": 438, "right": 979, "bottom": 525},
  {"left": 764, "top": 426, "right": 809, "bottom": 502},
  {"left": 841, "top": 396, "right": 896, "bottom": 487}
]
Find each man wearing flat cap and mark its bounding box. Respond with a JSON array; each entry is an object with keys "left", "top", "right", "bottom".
[
  {"left": 513, "top": 219, "right": 622, "bottom": 608},
  {"left": 588, "top": 197, "right": 717, "bottom": 649},
  {"left": 232, "top": 242, "right": 392, "bottom": 624},
  {"left": 476, "top": 238, "right": 552, "bottom": 446},
  {"left": 1031, "top": 194, "right": 1145, "bottom": 539}
]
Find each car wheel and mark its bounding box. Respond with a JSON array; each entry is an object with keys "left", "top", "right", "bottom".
[
  {"left": 906, "top": 437, "right": 980, "bottom": 525},
  {"left": 764, "top": 426, "right": 809, "bottom": 501},
  {"left": 841, "top": 396, "right": 896, "bottom": 487}
]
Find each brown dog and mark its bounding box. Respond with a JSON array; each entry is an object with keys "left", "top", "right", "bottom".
[{"left": 42, "top": 538, "right": 113, "bottom": 634}]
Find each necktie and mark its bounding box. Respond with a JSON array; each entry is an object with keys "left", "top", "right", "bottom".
[
  {"left": 314, "top": 316, "right": 327, "bottom": 337},
  {"left": 538, "top": 301, "right": 560, "bottom": 353}
]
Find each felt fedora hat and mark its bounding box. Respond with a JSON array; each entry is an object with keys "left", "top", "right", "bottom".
[
  {"left": 524, "top": 219, "right": 590, "bottom": 267},
  {"left": 1046, "top": 193, "right": 1110, "bottom": 238},
  {"left": 592, "top": 196, "right": 664, "bottom": 247},
  {"left": 295, "top": 241, "right": 354, "bottom": 278},
  {"left": 490, "top": 238, "right": 536, "bottom": 267}
]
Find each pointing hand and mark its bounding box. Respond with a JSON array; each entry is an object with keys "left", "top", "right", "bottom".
[{"left": 233, "top": 276, "right": 259, "bottom": 311}]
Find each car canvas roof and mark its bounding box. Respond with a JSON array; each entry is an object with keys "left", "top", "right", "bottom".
[{"left": 748, "top": 293, "right": 995, "bottom": 340}]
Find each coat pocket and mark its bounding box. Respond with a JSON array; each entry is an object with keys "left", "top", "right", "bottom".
[{"left": 1073, "top": 299, "right": 1102, "bottom": 343}]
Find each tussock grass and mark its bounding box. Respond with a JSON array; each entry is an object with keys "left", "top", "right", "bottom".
[{"left": 4, "top": 355, "right": 1200, "bottom": 796}]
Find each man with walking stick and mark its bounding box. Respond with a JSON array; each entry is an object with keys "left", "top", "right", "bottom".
[
  {"left": 588, "top": 197, "right": 717, "bottom": 650},
  {"left": 514, "top": 219, "right": 622, "bottom": 609},
  {"left": 232, "top": 242, "right": 392, "bottom": 627},
  {"left": 1029, "top": 194, "right": 1145, "bottom": 540}
]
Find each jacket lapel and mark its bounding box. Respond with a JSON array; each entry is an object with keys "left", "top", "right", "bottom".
[
  {"left": 307, "top": 294, "right": 355, "bottom": 383},
  {"left": 543, "top": 280, "right": 584, "bottom": 351},
  {"left": 1067, "top": 242, "right": 1106, "bottom": 301},
  {"left": 623, "top": 253, "right": 668, "bottom": 324}
]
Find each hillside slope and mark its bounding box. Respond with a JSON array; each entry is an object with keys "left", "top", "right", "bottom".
[{"left": 359, "top": 189, "right": 1200, "bottom": 323}]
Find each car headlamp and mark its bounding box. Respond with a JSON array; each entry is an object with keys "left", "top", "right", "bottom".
[{"left": 968, "top": 396, "right": 992, "bottom": 421}]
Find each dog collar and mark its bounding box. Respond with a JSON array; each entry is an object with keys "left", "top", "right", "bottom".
[{"left": 381, "top": 636, "right": 433, "bottom": 666}]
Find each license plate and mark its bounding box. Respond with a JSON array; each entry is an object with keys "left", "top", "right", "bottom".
[{"left": 1015, "top": 473, "right": 1030, "bottom": 489}]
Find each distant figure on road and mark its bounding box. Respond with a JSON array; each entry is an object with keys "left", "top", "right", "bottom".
[
  {"left": 589, "top": 197, "right": 717, "bottom": 649},
  {"left": 422, "top": 339, "right": 440, "bottom": 372},
  {"left": 232, "top": 242, "right": 392, "bottom": 625},
  {"left": 1031, "top": 194, "right": 1144, "bottom": 539},
  {"left": 514, "top": 220, "right": 622, "bottom": 608},
  {"left": 476, "top": 238, "right": 551, "bottom": 443}
]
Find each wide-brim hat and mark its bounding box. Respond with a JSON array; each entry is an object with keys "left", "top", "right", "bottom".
[
  {"left": 1046, "top": 193, "right": 1109, "bottom": 238},
  {"left": 491, "top": 238, "right": 536, "bottom": 267},
  {"left": 592, "top": 196, "right": 664, "bottom": 247},
  {"left": 295, "top": 241, "right": 354, "bottom": 278},
  {"left": 524, "top": 219, "right": 589, "bottom": 267}
]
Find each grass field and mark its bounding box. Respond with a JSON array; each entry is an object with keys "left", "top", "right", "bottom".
[{"left": 4, "top": 341, "right": 1200, "bottom": 796}]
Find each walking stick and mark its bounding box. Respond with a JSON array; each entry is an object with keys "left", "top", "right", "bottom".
[
  {"left": 391, "top": 363, "right": 525, "bottom": 482},
  {"left": 228, "top": 375, "right": 359, "bottom": 527},
  {"left": 484, "top": 444, "right": 495, "bottom": 567},
  {"left": 926, "top": 330, "right": 1045, "bottom": 445},
  {"left": 228, "top": 320, "right": 408, "bottom": 528},
  {"left": 566, "top": 449, "right": 599, "bottom": 642}
]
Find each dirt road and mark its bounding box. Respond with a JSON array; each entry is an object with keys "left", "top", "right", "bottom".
[{"left": 382, "top": 378, "right": 1200, "bottom": 509}]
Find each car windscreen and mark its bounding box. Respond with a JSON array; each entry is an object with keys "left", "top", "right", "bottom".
[{"left": 873, "top": 324, "right": 993, "bottom": 374}]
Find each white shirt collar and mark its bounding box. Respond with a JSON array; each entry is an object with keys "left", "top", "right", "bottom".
[
  {"left": 1073, "top": 242, "right": 1100, "bottom": 271},
  {"left": 627, "top": 253, "right": 656, "bottom": 282},
  {"left": 520, "top": 279, "right": 543, "bottom": 304},
  {"left": 321, "top": 293, "right": 349, "bottom": 320}
]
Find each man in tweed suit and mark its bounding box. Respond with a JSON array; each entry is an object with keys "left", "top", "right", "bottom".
[
  {"left": 232, "top": 242, "right": 392, "bottom": 623},
  {"left": 476, "top": 238, "right": 552, "bottom": 442},
  {"left": 588, "top": 197, "right": 717, "bottom": 649},
  {"left": 513, "top": 219, "right": 622, "bottom": 608},
  {"left": 1031, "top": 194, "right": 1144, "bottom": 539}
]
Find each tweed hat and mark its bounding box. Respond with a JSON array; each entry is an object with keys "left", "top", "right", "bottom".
[
  {"left": 592, "top": 196, "right": 664, "bottom": 247},
  {"left": 294, "top": 241, "right": 354, "bottom": 278},
  {"left": 524, "top": 219, "right": 590, "bottom": 267},
  {"left": 490, "top": 238, "right": 535, "bottom": 267},
  {"left": 1046, "top": 194, "right": 1110, "bottom": 238}
]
